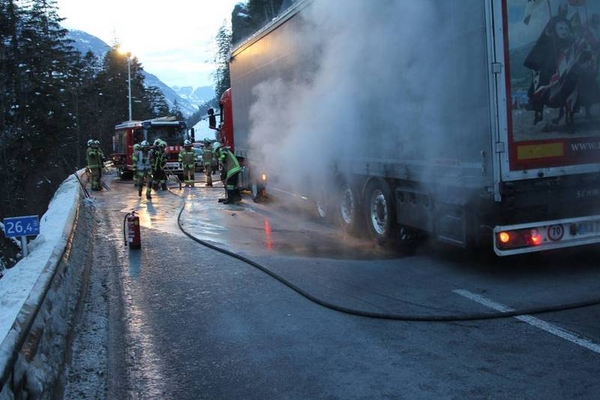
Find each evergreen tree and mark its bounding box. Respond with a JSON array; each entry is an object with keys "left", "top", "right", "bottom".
[
  {"left": 94, "top": 47, "right": 155, "bottom": 146},
  {"left": 73, "top": 50, "right": 103, "bottom": 167},
  {"left": 170, "top": 99, "right": 185, "bottom": 121},
  {"left": 145, "top": 86, "right": 170, "bottom": 116},
  {"left": 0, "top": 0, "right": 86, "bottom": 266},
  {"left": 214, "top": 23, "right": 232, "bottom": 101},
  {"left": 231, "top": 0, "right": 287, "bottom": 45}
]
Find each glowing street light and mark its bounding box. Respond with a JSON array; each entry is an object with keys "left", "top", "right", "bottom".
[{"left": 118, "top": 47, "right": 133, "bottom": 121}]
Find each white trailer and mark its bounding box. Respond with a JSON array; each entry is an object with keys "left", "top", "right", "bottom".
[{"left": 225, "top": 0, "right": 600, "bottom": 255}]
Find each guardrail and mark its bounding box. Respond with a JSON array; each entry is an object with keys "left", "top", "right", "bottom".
[{"left": 0, "top": 172, "right": 92, "bottom": 399}]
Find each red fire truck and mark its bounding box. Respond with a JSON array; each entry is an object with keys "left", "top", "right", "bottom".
[{"left": 111, "top": 117, "right": 190, "bottom": 179}]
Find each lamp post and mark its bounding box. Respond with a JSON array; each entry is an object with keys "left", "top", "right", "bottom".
[
  {"left": 126, "top": 51, "right": 132, "bottom": 121},
  {"left": 119, "top": 47, "right": 133, "bottom": 121}
]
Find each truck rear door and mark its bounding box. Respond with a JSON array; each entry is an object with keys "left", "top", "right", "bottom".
[{"left": 493, "top": 0, "right": 600, "bottom": 184}]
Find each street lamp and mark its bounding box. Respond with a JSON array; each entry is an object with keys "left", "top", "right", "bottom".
[
  {"left": 119, "top": 47, "right": 133, "bottom": 121},
  {"left": 126, "top": 51, "right": 132, "bottom": 121}
]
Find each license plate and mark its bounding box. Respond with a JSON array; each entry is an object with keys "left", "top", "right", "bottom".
[{"left": 575, "top": 221, "right": 600, "bottom": 235}]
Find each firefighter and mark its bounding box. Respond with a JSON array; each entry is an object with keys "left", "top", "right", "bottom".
[
  {"left": 214, "top": 142, "right": 242, "bottom": 204},
  {"left": 86, "top": 139, "right": 103, "bottom": 191},
  {"left": 179, "top": 140, "right": 196, "bottom": 187},
  {"left": 94, "top": 140, "right": 105, "bottom": 185},
  {"left": 151, "top": 138, "right": 168, "bottom": 190},
  {"left": 202, "top": 138, "right": 214, "bottom": 187},
  {"left": 132, "top": 143, "right": 141, "bottom": 187},
  {"left": 133, "top": 140, "right": 153, "bottom": 199}
]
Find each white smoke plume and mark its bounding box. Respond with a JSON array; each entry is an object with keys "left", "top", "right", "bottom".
[{"left": 246, "top": 0, "right": 489, "bottom": 198}]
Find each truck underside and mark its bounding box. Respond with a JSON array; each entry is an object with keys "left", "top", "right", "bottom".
[{"left": 316, "top": 170, "right": 600, "bottom": 255}]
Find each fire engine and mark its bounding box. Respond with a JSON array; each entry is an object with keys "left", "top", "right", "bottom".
[{"left": 111, "top": 117, "right": 190, "bottom": 179}]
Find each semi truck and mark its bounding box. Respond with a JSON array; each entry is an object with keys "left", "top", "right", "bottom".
[
  {"left": 221, "top": 0, "right": 600, "bottom": 256},
  {"left": 111, "top": 117, "right": 189, "bottom": 179}
]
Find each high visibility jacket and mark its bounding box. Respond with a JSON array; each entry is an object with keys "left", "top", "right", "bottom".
[
  {"left": 202, "top": 148, "right": 214, "bottom": 167},
  {"left": 218, "top": 148, "right": 241, "bottom": 179},
  {"left": 133, "top": 150, "right": 151, "bottom": 172},
  {"left": 86, "top": 147, "right": 102, "bottom": 169},
  {"left": 179, "top": 149, "right": 195, "bottom": 168},
  {"left": 151, "top": 149, "right": 166, "bottom": 170}
]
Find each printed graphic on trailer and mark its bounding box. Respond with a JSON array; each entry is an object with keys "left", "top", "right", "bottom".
[{"left": 507, "top": 0, "right": 600, "bottom": 148}]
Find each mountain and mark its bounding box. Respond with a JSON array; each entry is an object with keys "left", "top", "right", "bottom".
[
  {"left": 173, "top": 85, "right": 215, "bottom": 105},
  {"left": 66, "top": 29, "right": 110, "bottom": 58},
  {"left": 65, "top": 30, "right": 201, "bottom": 118}
]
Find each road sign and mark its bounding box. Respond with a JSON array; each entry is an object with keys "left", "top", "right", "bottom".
[{"left": 3, "top": 215, "right": 40, "bottom": 238}]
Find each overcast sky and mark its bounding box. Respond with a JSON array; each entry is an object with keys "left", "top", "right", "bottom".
[{"left": 55, "top": 0, "right": 243, "bottom": 89}]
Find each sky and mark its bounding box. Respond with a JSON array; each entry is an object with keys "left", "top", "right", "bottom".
[{"left": 55, "top": 0, "right": 243, "bottom": 89}]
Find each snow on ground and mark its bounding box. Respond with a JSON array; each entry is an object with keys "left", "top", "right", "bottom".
[{"left": 0, "top": 174, "right": 79, "bottom": 344}]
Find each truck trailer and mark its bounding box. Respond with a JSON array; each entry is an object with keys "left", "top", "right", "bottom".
[{"left": 222, "top": 0, "right": 600, "bottom": 256}]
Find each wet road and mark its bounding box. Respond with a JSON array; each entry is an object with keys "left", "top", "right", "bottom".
[{"left": 64, "top": 171, "right": 600, "bottom": 399}]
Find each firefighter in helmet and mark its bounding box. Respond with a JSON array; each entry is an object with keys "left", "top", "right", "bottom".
[
  {"left": 179, "top": 139, "right": 196, "bottom": 187},
  {"left": 151, "top": 138, "right": 168, "bottom": 190},
  {"left": 133, "top": 140, "right": 153, "bottom": 199},
  {"left": 202, "top": 138, "right": 214, "bottom": 187},
  {"left": 86, "top": 139, "right": 104, "bottom": 191},
  {"left": 214, "top": 142, "right": 241, "bottom": 204},
  {"left": 95, "top": 140, "right": 105, "bottom": 185}
]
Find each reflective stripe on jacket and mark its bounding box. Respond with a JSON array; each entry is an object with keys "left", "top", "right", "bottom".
[{"left": 219, "top": 148, "right": 241, "bottom": 179}]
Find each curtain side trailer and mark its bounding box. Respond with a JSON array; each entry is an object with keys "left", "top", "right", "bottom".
[{"left": 227, "top": 0, "right": 600, "bottom": 256}]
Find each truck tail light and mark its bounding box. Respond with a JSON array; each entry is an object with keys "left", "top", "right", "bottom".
[{"left": 496, "top": 228, "right": 542, "bottom": 250}]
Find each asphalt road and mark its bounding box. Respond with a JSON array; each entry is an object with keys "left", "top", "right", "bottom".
[{"left": 63, "top": 171, "right": 600, "bottom": 400}]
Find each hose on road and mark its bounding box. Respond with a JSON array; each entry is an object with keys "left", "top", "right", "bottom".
[{"left": 175, "top": 196, "right": 600, "bottom": 322}]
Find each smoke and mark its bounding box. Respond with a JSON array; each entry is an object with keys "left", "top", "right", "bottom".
[{"left": 247, "top": 0, "right": 489, "bottom": 198}]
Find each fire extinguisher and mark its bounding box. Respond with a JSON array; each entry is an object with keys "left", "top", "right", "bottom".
[{"left": 123, "top": 210, "right": 141, "bottom": 249}]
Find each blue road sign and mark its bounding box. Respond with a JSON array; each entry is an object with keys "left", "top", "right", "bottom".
[{"left": 3, "top": 215, "right": 40, "bottom": 238}]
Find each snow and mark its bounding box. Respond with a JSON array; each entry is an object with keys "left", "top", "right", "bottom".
[
  {"left": 192, "top": 119, "right": 219, "bottom": 142},
  {"left": 0, "top": 174, "right": 80, "bottom": 348}
]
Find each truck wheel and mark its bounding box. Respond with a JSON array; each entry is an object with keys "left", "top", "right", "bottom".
[
  {"left": 337, "top": 182, "right": 363, "bottom": 235},
  {"left": 364, "top": 179, "right": 395, "bottom": 245}
]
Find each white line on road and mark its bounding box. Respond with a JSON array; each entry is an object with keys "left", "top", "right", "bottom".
[{"left": 454, "top": 289, "right": 600, "bottom": 354}]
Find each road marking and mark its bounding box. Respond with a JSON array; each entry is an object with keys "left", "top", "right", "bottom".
[{"left": 454, "top": 289, "right": 600, "bottom": 354}]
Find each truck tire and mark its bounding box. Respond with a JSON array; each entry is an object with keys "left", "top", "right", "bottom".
[
  {"left": 337, "top": 182, "right": 363, "bottom": 235},
  {"left": 364, "top": 179, "right": 395, "bottom": 245}
]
